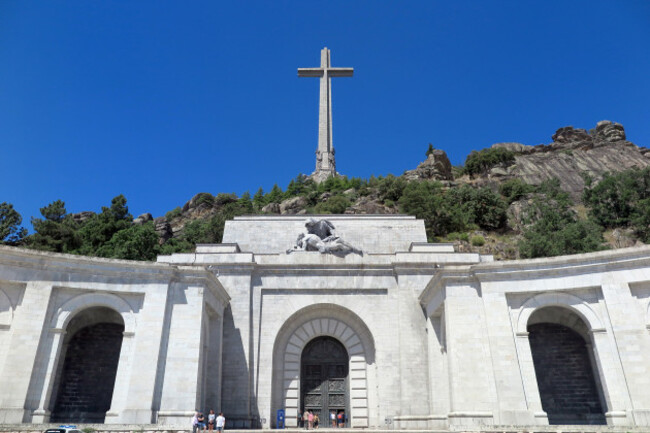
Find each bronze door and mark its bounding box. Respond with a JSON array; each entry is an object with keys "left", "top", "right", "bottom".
[{"left": 301, "top": 337, "right": 349, "bottom": 422}]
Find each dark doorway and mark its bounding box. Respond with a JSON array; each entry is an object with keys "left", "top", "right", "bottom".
[
  {"left": 528, "top": 322, "right": 606, "bottom": 425},
  {"left": 300, "top": 337, "right": 349, "bottom": 425},
  {"left": 51, "top": 308, "right": 124, "bottom": 423}
]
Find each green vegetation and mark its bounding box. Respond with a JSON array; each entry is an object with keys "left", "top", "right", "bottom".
[
  {"left": 499, "top": 178, "right": 535, "bottom": 204},
  {"left": 314, "top": 195, "right": 351, "bottom": 214},
  {"left": 399, "top": 181, "right": 507, "bottom": 241},
  {"left": 518, "top": 180, "right": 604, "bottom": 258},
  {"left": 583, "top": 168, "right": 650, "bottom": 241},
  {"left": 0, "top": 202, "right": 27, "bottom": 245},
  {"left": 6, "top": 164, "right": 650, "bottom": 261},
  {"left": 464, "top": 147, "right": 515, "bottom": 176},
  {"left": 165, "top": 207, "right": 182, "bottom": 221},
  {"left": 471, "top": 235, "right": 485, "bottom": 246}
]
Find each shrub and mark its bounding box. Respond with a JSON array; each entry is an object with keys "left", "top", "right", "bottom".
[
  {"left": 464, "top": 147, "right": 515, "bottom": 176},
  {"left": 499, "top": 179, "right": 535, "bottom": 203},
  {"left": 377, "top": 174, "right": 407, "bottom": 203},
  {"left": 314, "top": 195, "right": 351, "bottom": 214},
  {"left": 583, "top": 168, "right": 650, "bottom": 229},
  {"left": 519, "top": 184, "right": 605, "bottom": 258},
  {"left": 194, "top": 193, "right": 215, "bottom": 207},
  {"left": 165, "top": 207, "right": 182, "bottom": 221},
  {"left": 471, "top": 235, "right": 485, "bottom": 246}
]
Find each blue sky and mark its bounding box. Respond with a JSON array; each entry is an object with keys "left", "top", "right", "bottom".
[{"left": 1, "top": 1, "right": 649, "bottom": 226}]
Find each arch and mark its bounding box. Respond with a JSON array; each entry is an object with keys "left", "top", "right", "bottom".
[
  {"left": 51, "top": 292, "right": 135, "bottom": 333},
  {"left": 272, "top": 304, "right": 375, "bottom": 428},
  {"left": 51, "top": 306, "right": 126, "bottom": 423},
  {"left": 516, "top": 292, "right": 604, "bottom": 335},
  {"left": 527, "top": 309, "right": 606, "bottom": 425},
  {"left": 0, "top": 288, "right": 12, "bottom": 328}
]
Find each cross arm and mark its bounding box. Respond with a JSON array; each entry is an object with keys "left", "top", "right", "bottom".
[
  {"left": 298, "top": 68, "right": 324, "bottom": 77},
  {"left": 327, "top": 68, "right": 354, "bottom": 77}
]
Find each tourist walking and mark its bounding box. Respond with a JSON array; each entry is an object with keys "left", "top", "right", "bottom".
[
  {"left": 314, "top": 413, "right": 319, "bottom": 429},
  {"left": 216, "top": 412, "right": 225, "bottom": 432},
  {"left": 330, "top": 410, "right": 336, "bottom": 428},
  {"left": 303, "top": 409, "right": 309, "bottom": 429},
  {"left": 308, "top": 410, "right": 314, "bottom": 429}
]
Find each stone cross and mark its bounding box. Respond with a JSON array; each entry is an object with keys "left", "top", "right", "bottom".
[{"left": 298, "top": 47, "right": 353, "bottom": 182}]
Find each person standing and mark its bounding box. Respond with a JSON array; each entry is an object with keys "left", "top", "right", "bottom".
[
  {"left": 314, "top": 413, "right": 319, "bottom": 429},
  {"left": 197, "top": 412, "right": 206, "bottom": 431},
  {"left": 191, "top": 411, "right": 199, "bottom": 433},
  {"left": 303, "top": 409, "right": 309, "bottom": 430},
  {"left": 330, "top": 411, "right": 336, "bottom": 428},
  {"left": 308, "top": 410, "right": 314, "bottom": 430},
  {"left": 207, "top": 410, "right": 216, "bottom": 431},
  {"left": 216, "top": 412, "right": 225, "bottom": 433}
]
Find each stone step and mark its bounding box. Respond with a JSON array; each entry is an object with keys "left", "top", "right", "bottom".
[{"left": 1, "top": 426, "right": 649, "bottom": 433}]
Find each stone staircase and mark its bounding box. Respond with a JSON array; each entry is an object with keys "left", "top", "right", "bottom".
[{"left": 2, "top": 426, "right": 650, "bottom": 433}]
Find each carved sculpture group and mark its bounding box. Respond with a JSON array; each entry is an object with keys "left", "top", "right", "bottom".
[{"left": 287, "top": 218, "right": 362, "bottom": 256}]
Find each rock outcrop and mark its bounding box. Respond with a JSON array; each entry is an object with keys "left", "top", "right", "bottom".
[
  {"left": 345, "top": 196, "right": 397, "bottom": 214},
  {"left": 484, "top": 121, "right": 649, "bottom": 198},
  {"left": 280, "top": 196, "right": 308, "bottom": 215},
  {"left": 403, "top": 148, "right": 453, "bottom": 181},
  {"left": 134, "top": 213, "right": 153, "bottom": 225},
  {"left": 262, "top": 202, "right": 280, "bottom": 214},
  {"left": 154, "top": 216, "right": 173, "bottom": 244}
]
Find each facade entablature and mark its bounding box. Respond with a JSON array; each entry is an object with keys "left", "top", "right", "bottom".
[
  {"left": 419, "top": 245, "right": 650, "bottom": 317},
  {"left": 172, "top": 266, "right": 230, "bottom": 310},
  {"left": 157, "top": 251, "right": 254, "bottom": 265},
  {"left": 0, "top": 245, "right": 175, "bottom": 286},
  {"left": 471, "top": 245, "right": 650, "bottom": 294}
]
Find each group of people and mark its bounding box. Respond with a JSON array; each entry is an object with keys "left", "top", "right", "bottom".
[
  {"left": 301, "top": 409, "right": 346, "bottom": 429},
  {"left": 192, "top": 410, "right": 225, "bottom": 432}
]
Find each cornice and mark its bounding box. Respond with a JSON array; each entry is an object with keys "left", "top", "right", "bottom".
[
  {"left": 0, "top": 245, "right": 175, "bottom": 281},
  {"left": 419, "top": 245, "right": 650, "bottom": 307},
  {"left": 471, "top": 244, "right": 650, "bottom": 281}
]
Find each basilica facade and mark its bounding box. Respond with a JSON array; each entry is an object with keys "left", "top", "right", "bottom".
[{"left": 2, "top": 214, "right": 650, "bottom": 429}]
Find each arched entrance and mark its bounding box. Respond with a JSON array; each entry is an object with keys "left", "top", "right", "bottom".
[
  {"left": 527, "top": 307, "right": 606, "bottom": 425},
  {"left": 301, "top": 337, "right": 349, "bottom": 425},
  {"left": 271, "top": 304, "right": 376, "bottom": 428},
  {"left": 50, "top": 307, "right": 124, "bottom": 423}
]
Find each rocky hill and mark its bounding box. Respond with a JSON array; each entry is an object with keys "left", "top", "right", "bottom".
[{"left": 155, "top": 121, "right": 646, "bottom": 258}]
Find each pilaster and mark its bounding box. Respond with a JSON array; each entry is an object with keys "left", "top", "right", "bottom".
[
  {"left": 0, "top": 281, "right": 53, "bottom": 423},
  {"left": 482, "top": 292, "right": 539, "bottom": 424},
  {"left": 156, "top": 281, "right": 207, "bottom": 424},
  {"left": 444, "top": 282, "right": 496, "bottom": 427}
]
